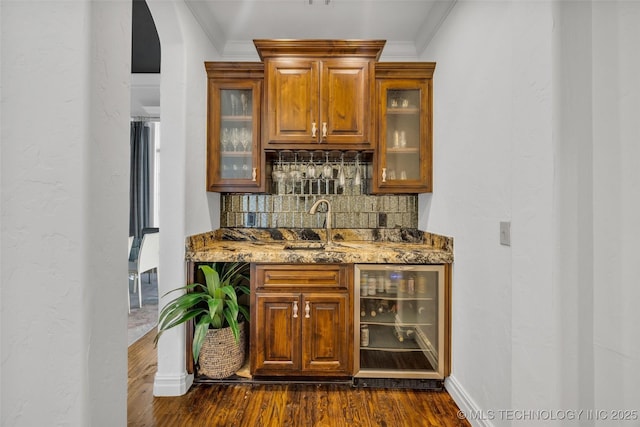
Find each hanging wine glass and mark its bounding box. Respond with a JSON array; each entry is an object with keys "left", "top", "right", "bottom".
[
  {"left": 354, "top": 154, "right": 362, "bottom": 186},
  {"left": 288, "top": 153, "right": 302, "bottom": 194},
  {"left": 306, "top": 152, "right": 317, "bottom": 179},
  {"left": 338, "top": 153, "right": 346, "bottom": 188},
  {"left": 322, "top": 151, "right": 333, "bottom": 180},
  {"left": 272, "top": 152, "right": 285, "bottom": 194}
]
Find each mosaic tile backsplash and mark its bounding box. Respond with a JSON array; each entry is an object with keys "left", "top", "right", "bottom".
[{"left": 220, "top": 194, "right": 418, "bottom": 229}]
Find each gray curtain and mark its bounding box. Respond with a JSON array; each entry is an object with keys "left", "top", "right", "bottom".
[{"left": 130, "top": 121, "right": 152, "bottom": 243}]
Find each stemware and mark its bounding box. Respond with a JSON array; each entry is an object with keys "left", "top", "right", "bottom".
[
  {"left": 289, "top": 153, "right": 302, "bottom": 193},
  {"left": 241, "top": 128, "right": 251, "bottom": 152},
  {"left": 230, "top": 93, "right": 239, "bottom": 115},
  {"left": 240, "top": 93, "right": 248, "bottom": 116},
  {"left": 221, "top": 128, "right": 230, "bottom": 152},
  {"left": 338, "top": 153, "right": 346, "bottom": 188},
  {"left": 354, "top": 155, "right": 362, "bottom": 186},
  {"left": 306, "top": 152, "right": 317, "bottom": 179},
  {"left": 231, "top": 128, "right": 240, "bottom": 152},
  {"left": 322, "top": 151, "right": 333, "bottom": 180},
  {"left": 272, "top": 152, "right": 286, "bottom": 194}
]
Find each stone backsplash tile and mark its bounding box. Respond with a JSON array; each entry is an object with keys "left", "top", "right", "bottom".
[{"left": 221, "top": 194, "right": 418, "bottom": 229}]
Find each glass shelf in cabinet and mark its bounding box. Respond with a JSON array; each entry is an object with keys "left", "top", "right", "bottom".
[
  {"left": 221, "top": 115, "right": 253, "bottom": 122},
  {"left": 361, "top": 324, "right": 422, "bottom": 351},
  {"left": 220, "top": 151, "right": 253, "bottom": 157},
  {"left": 386, "top": 107, "right": 420, "bottom": 114},
  {"left": 386, "top": 147, "right": 419, "bottom": 154}
]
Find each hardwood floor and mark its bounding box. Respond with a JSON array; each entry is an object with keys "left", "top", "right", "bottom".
[{"left": 128, "top": 330, "right": 470, "bottom": 427}]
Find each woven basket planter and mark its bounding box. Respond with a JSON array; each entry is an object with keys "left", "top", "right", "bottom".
[{"left": 198, "top": 322, "right": 246, "bottom": 379}]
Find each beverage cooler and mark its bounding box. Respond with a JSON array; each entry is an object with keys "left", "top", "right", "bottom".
[{"left": 354, "top": 264, "right": 447, "bottom": 382}]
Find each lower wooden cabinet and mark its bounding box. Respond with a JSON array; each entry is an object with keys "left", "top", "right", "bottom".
[{"left": 250, "top": 264, "right": 353, "bottom": 377}]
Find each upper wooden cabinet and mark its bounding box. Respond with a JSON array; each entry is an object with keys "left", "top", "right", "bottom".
[
  {"left": 204, "top": 42, "right": 438, "bottom": 195},
  {"left": 205, "top": 62, "right": 265, "bottom": 192},
  {"left": 373, "top": 63, "right": 436, "bottom": 194},
  {"left": 255, "top": 39, "right": 385, "bottom": 150}
]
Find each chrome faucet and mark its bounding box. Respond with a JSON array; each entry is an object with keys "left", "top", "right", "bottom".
[{"left": 309, "top": 199, "right": 332, "bottom": 245}]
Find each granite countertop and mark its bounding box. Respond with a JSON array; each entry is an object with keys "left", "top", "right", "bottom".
[{"left": 186, "top": 228, "right": 453, "bottom": 264}]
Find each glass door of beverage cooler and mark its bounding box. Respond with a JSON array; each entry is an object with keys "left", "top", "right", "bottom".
[{"left": 354, "top": 264, "right": 446, "bottom": 379}]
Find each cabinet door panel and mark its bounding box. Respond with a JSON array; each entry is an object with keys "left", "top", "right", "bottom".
[
  {"left": 302, "top": 293, "right": 350, "bottom": 374},
  {"left": 205, "top": 62, "right": 264, "bottom": 192},
  {"left": 321, "top": 59, "right": 372, "bottom": 146},
  {"left": 252, "top": 293, "right": 301, "bottom": 374},
  {"left": 373, "top": 63, "right": 435, "bottom": 194},
  {"left": 266, "top": 59, "right": 318, "bottom": 144}
]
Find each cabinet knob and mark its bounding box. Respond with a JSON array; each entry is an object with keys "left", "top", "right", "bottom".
[
  {"left": 293, "top": 300, "right": 299, "bottom": 318},
  {"left": 304, "top": 301, "right": 310, "bottom": 318},
  {"left": 322, "top": 122, "right": 327, "bottom": 139},
  {"left": 311, "top": 122, "right": 317, "bottom": 138},
  {"left": 382, "top": 167, "right": 387, "bottom": 183},
  {"left": 252, "top": 167, "right": 257, "bottom": 182}
]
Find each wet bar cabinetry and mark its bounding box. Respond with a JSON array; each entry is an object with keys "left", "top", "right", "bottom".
[
  {"left": 373, "top": 63, "right": 435, "bottom": 193},
  {"left": 250, "top": 264, "right": 353, "bottom": 377},
  {"left": 205, "top": 62, "right": 265, "bottom": 192},
  {"left": 204, "top": 42, "right": 435, "bottom": 194},
  {"left": 185, "top": 229, "right": 453, "bottom": 386},
  {"left": 255, "top": 39, "right": 384, "bottom": 150}
]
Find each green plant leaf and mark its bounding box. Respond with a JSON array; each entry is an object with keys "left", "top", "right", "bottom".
[
  {"left": 199, "top": 265, "right": 220, "bottom": 296},
  {"left": 236, "top": 284, "right": 250, "bottom": 296},
  {"left": 158, "top": 307, "right": 206, "bottom": 333},
  {"left": 154, "top": 308, "right": 207, "bottom": 346},
  {"left": 157, "top": 293, "right": 207, "bottom": 327},
  {"left": 238, "top": 305, "right": 250, "bottom": 323},
  {"left": 219, "top": 285, "right": 238, "bottom": 305},
  {"left": 208, "top": 298, "right": 224, "bottom": 328},
  {"left": 154, "top": 262, "right": 251, "bottom": 351},
  {"left": 193, "top": 315, "right": 211, "bottom": 363},
  {"left": 223, "top": 309, "right": 241, "bottom": 342},
  {"left": 159, "top": 282, "right": 206, "bottom": 299}
]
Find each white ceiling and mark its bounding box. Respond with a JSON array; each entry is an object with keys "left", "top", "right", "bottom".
[
  {"left": 131, "top": 0, "right": 456, "bottom": 118},
  {"left": 185, "top": 0, "right": 457, "bottom": 60}
]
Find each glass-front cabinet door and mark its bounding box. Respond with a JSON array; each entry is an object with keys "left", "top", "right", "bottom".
[
  {"left": 373, "top": 63, "right": 435, "bottom": 193},
  {"left": 354, "top": 264, "right": 448, "bottom": 380},
  {"left": 206, "top": 63, "right": 264, "bottom": 192}
]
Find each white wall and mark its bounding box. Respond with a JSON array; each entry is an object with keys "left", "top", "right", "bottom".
[
  {"left": 1, "top": 1, "right": 130, "bottom": 425},
  {"left": 590, "top": 1, "right": 640, "bottom": 416},
  {"left": 422, "top": 1, "right": 640, "bottom": 425},
  {"left": 146, "top": 0, "right": 220, "bottom": 396},
  {"left": 420, "top": 2, "right": 547, "bottom": 422}
]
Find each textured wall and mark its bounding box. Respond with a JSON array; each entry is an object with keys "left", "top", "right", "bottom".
[
  {"left": 1, "top": 1, "right": 130, "bottom": 425},
  {"left": 422, "top": 1, "right": 640, "bottom": 424}
]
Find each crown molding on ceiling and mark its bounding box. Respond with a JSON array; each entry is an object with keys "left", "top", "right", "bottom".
[
  {"left": 415, "top": 0, "right": 457, "bottom": 55},
  {"left": 183, "top": 0, "right": 457, "bottom": 62}
]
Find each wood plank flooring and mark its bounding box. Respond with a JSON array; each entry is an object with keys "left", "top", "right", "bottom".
[{"left": 128, "top": 330, "right": 470, "bottom": 427}]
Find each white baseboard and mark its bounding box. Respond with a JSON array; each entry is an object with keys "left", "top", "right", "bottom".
[
  {"left": 445, "top": 375, "right": 494, "bottom": 427},
  {"left": 153, "top": 372, "right": 194, "bottom": 396}
]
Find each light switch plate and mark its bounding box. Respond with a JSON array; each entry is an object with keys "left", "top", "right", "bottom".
[{"left": 500, "top": 221, "right": 511, "bottom": 246}]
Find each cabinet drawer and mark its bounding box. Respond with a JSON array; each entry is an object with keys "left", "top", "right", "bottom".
[{"left": 253, "top": 264, "right": 350, "bottom": 290}]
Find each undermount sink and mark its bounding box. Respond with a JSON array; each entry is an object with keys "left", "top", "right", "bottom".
[{"left": 283, "top": 241, "right": 326, "bottom": 250}]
